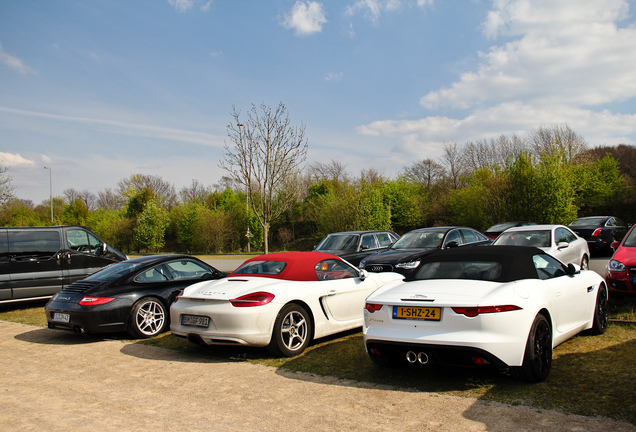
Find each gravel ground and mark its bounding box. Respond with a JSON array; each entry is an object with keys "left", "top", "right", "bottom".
[{"left": 0, "top": 320, "right": 634, "bottom": 432}]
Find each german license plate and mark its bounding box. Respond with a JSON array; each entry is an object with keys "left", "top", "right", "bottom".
[
  {"left": 52, "top": 312, "right": 70, "bottom": 323},
  {"left": 181, "top": 314, "right": 210, "bottom": 328},
  {"left": 393, "top": 306, "right": 441, "bottom": 321}
]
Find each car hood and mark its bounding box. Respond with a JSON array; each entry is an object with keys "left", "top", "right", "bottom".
[
  {"left": 612, "top": 246, "right": 636, "bottom": 265},
  {"left": 367, "top": 279, "right": 509, "bottom": 306},
  {"left": 363, "top": 248, "right": 437, "bottom": 265},
  {"left": 179, "top": 276, "right": 292, "bottom": 301}
]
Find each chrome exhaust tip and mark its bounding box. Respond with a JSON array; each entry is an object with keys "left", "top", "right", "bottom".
[
  {"left": 406, "top": 351, "right": 417, "bottom": 363},
  {"left": 417, "top": 352, "right": 429, "bottom": 364}
]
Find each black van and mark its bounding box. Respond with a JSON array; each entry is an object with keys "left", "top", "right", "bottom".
[{"left": 0, "top": 226, "right": 127, "bottom": 303}]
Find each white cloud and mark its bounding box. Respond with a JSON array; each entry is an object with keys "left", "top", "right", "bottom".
[
  {"left": 325, "top": 72, "right": 343, "bottom": 82},
  {"left": 356, "top": 0, "right": 636, "bottom": 163},
  {"left": 168, "top": 0, "right": 194, "bottom": 12},
  {"left": 0, "top": 42, "right": 36, "bottom": 75},
  {"left": 0, "top": 106, "right": 225, "bottom": 148},
  {"left": 0, "top": 152, "right": 36, "bottom": 167},
  {"left": 282, "top": 1, "right": 328, "bottom": 36}
]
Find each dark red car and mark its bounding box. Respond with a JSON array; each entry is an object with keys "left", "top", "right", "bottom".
[{"left": 605, "top": 225, "right": 636, "bottom": 295}]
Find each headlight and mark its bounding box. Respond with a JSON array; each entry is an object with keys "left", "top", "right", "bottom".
[
  {"left": 396, "top": 260, "right": 420, "bottom": 269},
  {"left": 608, "top": 259, "right": 626, "bottom": 272},
  {"left": 359, "top": 258, "right": 368, "bottom": 268}
]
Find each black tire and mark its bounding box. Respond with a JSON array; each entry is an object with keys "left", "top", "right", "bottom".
[
  {"left": 511, "top": 314, "right": 552, "bottom": 383},
  {"left": 267, "top": 303, "right": 313, "bottom": 357},
  {"left": 127, "top": 297, "right": 168, "bottom": 339},
  {"left": 588, "top": 284, "right": 609, "bottom": 335}
]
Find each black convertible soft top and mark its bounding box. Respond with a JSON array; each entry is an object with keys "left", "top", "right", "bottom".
[{"left": 406, "top": 245, "right": 545, "bottom": 283}]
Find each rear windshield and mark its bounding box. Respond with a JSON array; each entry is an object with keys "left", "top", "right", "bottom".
[
  {"left": 414, "top": 260, "right": 502, "bottom": 281},
  {"left": 316, "top": 234, "right": 359, "bottom": 251},
  {"left": 86, "top": 261, "right": 146, "bottom": 282},
  {"left": 569, "top": 217, "right": 604, "bottom": 227},
  {"left": 494, "top": 231, "right": 550, "bottom": 247},
  {"left": 233, "top": 260, "right": 287, "bottom": 275}
]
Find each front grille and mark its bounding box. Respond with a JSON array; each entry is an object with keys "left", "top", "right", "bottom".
[{"left": 60, "top": 281, "right": 102, "bottom": 294}]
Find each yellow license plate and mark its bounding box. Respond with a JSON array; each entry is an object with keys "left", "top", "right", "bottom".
[{"left": 393, "top": 306, "right": 441, "bottom": 321}]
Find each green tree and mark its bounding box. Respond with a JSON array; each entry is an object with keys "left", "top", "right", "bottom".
[
  {"left": 135, "top": 201, "right": 168, "bottom": 252},
  {"left": 62, "top": 198, "right": 89, "bottom": 225}
]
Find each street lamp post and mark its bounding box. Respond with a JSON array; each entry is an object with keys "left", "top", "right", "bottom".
[{"left": 43, "top": 166, "right": 53, "bottom": 222}]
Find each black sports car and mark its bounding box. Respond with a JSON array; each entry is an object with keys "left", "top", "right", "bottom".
[
  {"left": 359, "top": 227, "right": 491, "bottom": 277},
  {"left": 45, "top": 254, "right": 226, "bottom": 338}
]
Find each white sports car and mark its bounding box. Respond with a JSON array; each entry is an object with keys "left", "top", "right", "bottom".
[
  {"left": 363, "top": 246, "right": 608, "bottom": 382},
  {"left": 170, "top": 252, "right": 403, "bottom": 357},
  {"left": 492, "top": 224, "right": 590, "bottom": 270}
]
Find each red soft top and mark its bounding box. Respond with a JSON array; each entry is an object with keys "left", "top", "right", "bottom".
[{"left": 229, "top": 251, "right": 343, "bottom": 281}]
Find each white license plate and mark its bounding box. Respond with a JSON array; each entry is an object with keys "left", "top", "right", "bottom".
[
  {"left": 52, "top": 312, "right": 70, "bottom": 323},
  {"left": 181, "top": 314, "right": 210, "bottom": 328}
]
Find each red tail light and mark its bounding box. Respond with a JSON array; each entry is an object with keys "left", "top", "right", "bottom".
[
  {"left": 229, "top": 292, "right": 275, "bottom": 307},
  {"left": 365, "top": 303, "right": 383, "bottom": 313},
  {"left": 591, "top": 228, "right": 602, "bottom": 237},
  {"left": 79, "top": 296, "right": 115, "bottom": 306},
  {"left": 452, "top": 305, "right": 521, "bottom": 317},
  {"left": 174, "top": 289, "right": 185, "bottom": 303}
]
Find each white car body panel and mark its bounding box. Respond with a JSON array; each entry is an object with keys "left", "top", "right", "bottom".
[
  {"left": 171, "top": 271, "right": 403, "bottom": 348},
  {"left": 363, "top": 269, "right": 604, "bottom": 367}
]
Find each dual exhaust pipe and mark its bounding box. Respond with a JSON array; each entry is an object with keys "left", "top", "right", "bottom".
[{"left": 406, "top": 351, "right": 429, "bottom": 365}]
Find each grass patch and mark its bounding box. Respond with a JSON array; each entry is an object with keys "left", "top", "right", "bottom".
[{"left": 2, "top": 297, "right": 635, "bottom": 424}]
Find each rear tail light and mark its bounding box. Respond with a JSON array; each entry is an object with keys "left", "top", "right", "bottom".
[
  {"left": 365, "top": 303, "right": 383, "bottom": 313},
  {"left": 174, "top": 289, "right": 185, "bottom": 302},
  {"left": 452, "top": 305, "right": 521, "bottom": 317},
  {"left": 79, "top": 296, "right": 115, "bottom": 306},
  {"left": 229, "top": 292, "right": 275, "bottom": 307},
  {"left": 591, "top": 228, "right": 602, "bottom": 237}
]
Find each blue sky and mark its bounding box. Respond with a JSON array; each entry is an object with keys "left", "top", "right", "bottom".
[{"left": 1, "top": 0, "right": 636, "bottom": 204}]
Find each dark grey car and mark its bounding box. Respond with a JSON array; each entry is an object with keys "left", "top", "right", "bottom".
[{"left": 313, "top": 230, "right": 399, "bottom": 266}]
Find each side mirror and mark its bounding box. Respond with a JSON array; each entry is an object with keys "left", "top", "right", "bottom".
[
  {"left": 359, "top": 269, "right": 368, "bottom": 280},
  {"left": 445, "top": 241, "right": 459, "bottom": 249},
  {"left": 360, "top": 245, "right": 369, "bottom": 250},
  {"left": 611, "top": 240, "right": 620, "bottom": 249},
  {"left": 567, "top": 263, "right": 581, "bottom": 275},
  {"left": 556, "top": 241, "right": 569, "bottom": 250}
]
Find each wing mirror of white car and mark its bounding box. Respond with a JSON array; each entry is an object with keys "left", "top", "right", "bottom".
[
  {"left": 557, "top": 241, "right": 569, "bottom": 250},
  {"left": 359, "top": 269, "right": 369, "bottom": 280},
  {"left": 567, "top": 263, "right": 581, "bottom": 275}
]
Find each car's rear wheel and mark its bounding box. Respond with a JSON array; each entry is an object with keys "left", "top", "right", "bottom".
[
  {"left": 511, "top": 314, "right": 552, "bottom": 382},
  {"left": 127, "top": 297, "right": 168, "bottom": 339},
  {"left": 588, "top": 284, "right": 609, "bottom": 335},
  {"left": 267, "top": 304, "right": 312, "bottom": 357}
]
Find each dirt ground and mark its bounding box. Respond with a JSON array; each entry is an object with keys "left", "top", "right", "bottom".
[{"left": 0, "top": 320, "right": 634, "bottom": 432}]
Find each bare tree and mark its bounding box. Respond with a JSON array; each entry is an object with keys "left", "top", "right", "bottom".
[
  {"left": 307, "top": 159, "right": 350, "bottom": 183},
  {"left": 117, "top": 174, "right": 178, "bottom": 210},
  {"left": 401, "top": 158, "right": 445, "bottom": 188},
  {"left": 97, "top": 188, "right": 125, "bottom": 210},
  {"left": 180, "top": 179, "right": 211, "bottom": 204},
  {"left": 63, "top": 188, "right": 97, "bottom": 211},
  {"left": 0, "top": 164, "right": 15, "bottom": 205},
  {"left": 441, "top": 141, "right": 466, "bottom": 189},
  {"left": 220, "top": 102, "right": 308, "bottom": 253},
  {"left": 529, "top": 124, "right": 587, "bottom": 163}
]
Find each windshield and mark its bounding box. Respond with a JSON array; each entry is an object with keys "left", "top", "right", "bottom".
[
  {"left": 391, "top": 230, "right": 445, "bottom": 250},
  {"left": 414, "top": 260, "right": 502, "bottom": 281},
  {"left": 569, "top": 217, "right": 605, "bottom": 227},
  {"left": 493, "top": 230, "right": 551, "bottom": 247},
  {"left": 623, "top": 228, "right": 636, "bottom": 247},
  {"left": 316, "top": 234, "right": 359, "bottom": 251},
  {"left": 85, "top": 261, "right": 146, "bottom": 282}
]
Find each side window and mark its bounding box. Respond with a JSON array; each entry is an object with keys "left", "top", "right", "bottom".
[
  {"left": 165, "top": 259, "right": 213, "bottom": 280},
  {"left": 445, "top": 230, "right": 462, "bottom": 246},
  {"left": 606, "top": 218, "right": 616, "bottom": 227},
  {"left": 135, "top": 264, "right": 171, "bottom": 282},
  {"left": 9, "top": 230, "right": 61, "bottom": 256},
  {"left": 533, "top": 253, "right": 568, "bottom": 280},
  {"left": 0, "top": 231, "right": 8, "bottom": 256},
  {"left": 360, "top": 234, "right": 378, "bottom": 250},
  {"left": 460, "top": 229, "right": 479, "bottom": 244},
  {"left": 315, "top": 259, "right": 358, "bottom": 280},
  {"left": 67, "top": 229, "right": 105, "bottom": 255},
  {"left": 376, "top": 233, "right": 393, "bottom": 247},
  {"left": 555, "top": 228, "right": 569, "bottom": 244},
  {"left": 389, "top": 233, "right": 399, "bottom": 244}
]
